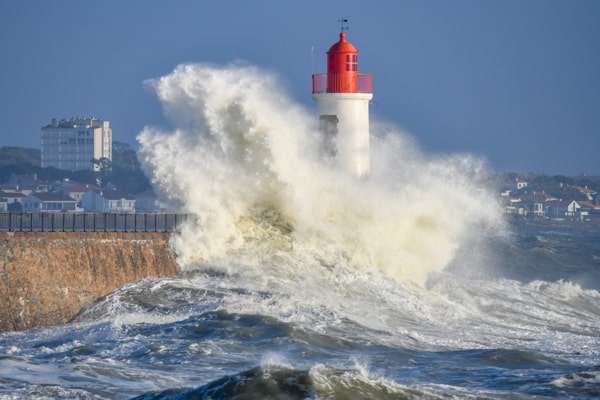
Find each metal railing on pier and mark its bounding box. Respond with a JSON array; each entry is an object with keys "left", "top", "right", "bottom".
[{"left": 0, "top": 213, "right": 190, "bottom": 233}]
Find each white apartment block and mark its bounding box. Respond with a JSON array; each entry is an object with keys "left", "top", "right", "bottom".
[{"left": 41, "top": 117, "right": 112, "bottom": 171}]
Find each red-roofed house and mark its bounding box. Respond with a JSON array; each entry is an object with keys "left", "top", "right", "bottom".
[
  {"left": 580, "top": 201, "right": 600, "bottom": 216},
  {"left": 6, "top": 174, "right": 49, "bottom": 194},
  {"left": 53, "top": 179, "right": 99, "bottom": 202},
  {"left": 573, "top": 186, "right": 597, "bottom": 201}
]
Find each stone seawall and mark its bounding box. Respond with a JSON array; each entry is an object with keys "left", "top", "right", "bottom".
[{"left": 0, "top": 232, "right": 180, "bottom": 332}]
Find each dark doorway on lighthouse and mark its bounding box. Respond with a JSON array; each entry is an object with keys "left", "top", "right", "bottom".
[{"left": 318, "top": 114, "right": 339, "bottom": 158}]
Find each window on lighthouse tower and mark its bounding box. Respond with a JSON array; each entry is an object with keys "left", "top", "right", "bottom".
[{"left": 346, "top": 54, "right": 357, "bottom": 71}]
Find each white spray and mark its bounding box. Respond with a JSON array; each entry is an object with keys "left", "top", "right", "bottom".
[{"left": 137, "top": 63, "right": 504, "bottom": 286}]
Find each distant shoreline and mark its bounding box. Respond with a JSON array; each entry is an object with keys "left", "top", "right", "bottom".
[{"left": 508, "top": 216, "right": 600, "bottom": 234}]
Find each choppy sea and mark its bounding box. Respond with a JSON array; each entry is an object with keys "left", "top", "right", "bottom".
[
  {"left": 1, "top": 222, "right": 599, "bottom": 399},
  {"left": 1, "top": 63, "right": 598, "bottom": 399}
]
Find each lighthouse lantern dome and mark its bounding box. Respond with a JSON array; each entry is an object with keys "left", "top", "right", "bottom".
[{"left": 326, "top": 32, "right": 359, "bottom": 93}]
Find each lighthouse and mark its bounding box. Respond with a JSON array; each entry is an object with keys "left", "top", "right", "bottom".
[{"left": 312, "top": 24, "right": 373, "bottom": 177}]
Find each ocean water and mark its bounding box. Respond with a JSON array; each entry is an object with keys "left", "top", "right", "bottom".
[{"left": 1, "top": 64, "right": 599, "bottom": 399}]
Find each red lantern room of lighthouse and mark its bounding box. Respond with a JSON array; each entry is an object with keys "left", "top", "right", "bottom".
[{"left": 312, "top": 23, "right": 373, "bottom": 178}]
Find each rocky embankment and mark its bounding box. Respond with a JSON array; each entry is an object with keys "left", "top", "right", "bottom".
[{"left": 0, "top": 232, "right": 180, "bottom": 332}]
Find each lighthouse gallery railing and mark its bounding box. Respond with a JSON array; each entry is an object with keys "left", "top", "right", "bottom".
[{"left": 311, "top": 73, "right": 372, "bottom": 94}]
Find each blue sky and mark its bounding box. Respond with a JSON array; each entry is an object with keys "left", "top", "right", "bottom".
[{"left": 1, "top": 0, "right": 599, "bottom": 175}]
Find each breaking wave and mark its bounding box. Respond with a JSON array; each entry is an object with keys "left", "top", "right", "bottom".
[{"left": 137, "top": 62, "right": 504, "bottom": 286}]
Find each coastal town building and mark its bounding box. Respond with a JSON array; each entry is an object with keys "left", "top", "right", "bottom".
[
  {"left": 6, "top": 174, "right": 49, "bottom": 194},
  {"left": 516, "top": 181, "right": 528, "bottom": 190},
  {"left": 52, "top": 179, "right": 99, "bottom": 202},
  {"left": 502, "top": 186, "right": 600, "bottom": 220},
  {"left": 546, "top": 200, "right": 583, "bottom": 219},
  {"left": 573, "top": 186, "right": 597, "bottom": 201},
  {"left": 0, "top": 191, "right": 26, "bottom": 211},
  {"left": 41, "top": 117, "right": 112, "bottom": 172},
  {"left": 81, "top": 189, "right": 136, "bottom": 213},
  {"left": 22, "top": 192, "right": 78, "bottom": 212},
  {"left": 135, "top": 190, "right": 161, "bottom": 212}
]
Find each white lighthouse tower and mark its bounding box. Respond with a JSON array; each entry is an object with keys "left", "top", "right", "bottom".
[{"left": 312, "top": 24, "right": 373, "bottom": 177}]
